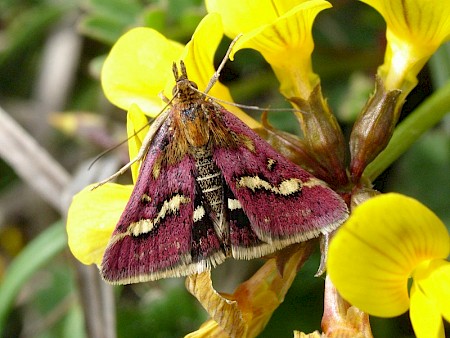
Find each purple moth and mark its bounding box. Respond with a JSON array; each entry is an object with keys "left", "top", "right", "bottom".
[{"left": 98, "top": 61, "right": 348, "bottom": 284}]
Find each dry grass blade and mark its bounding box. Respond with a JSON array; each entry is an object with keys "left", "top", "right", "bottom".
[{"left": 0, "top": 105, "right": 70, "bottom": 211}]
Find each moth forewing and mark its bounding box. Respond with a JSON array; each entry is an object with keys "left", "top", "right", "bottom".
[{"left": 133, "top": 108, "right": 173, "bottom": 163}]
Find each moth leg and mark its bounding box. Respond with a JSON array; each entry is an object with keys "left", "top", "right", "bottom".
[
  {"left": 158, "top": 91, "right": 170, "bottom": 104},
  {"left": 92, "top": 109, "right": 171, "bottom": 189},
  {"left": 315, "top": 232, "right": 330, "bottom": 277}
]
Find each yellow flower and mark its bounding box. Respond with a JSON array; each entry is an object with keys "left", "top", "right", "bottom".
[
  {"left": 206, "top": 0, "right": 331, "bottom": 99},
  {"left": 361, "top": 0, "right": 450, "bottom": 94},
  {"left": 327, "top": 193, "right": 450, "bottom": 338},
  {"left": 67, "top": 13, "right": 257, "bottom": 266}
]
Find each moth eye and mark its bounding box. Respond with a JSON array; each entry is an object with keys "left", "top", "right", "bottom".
[{"left": 189, "top": 81, "right": 198, "bottom": 89}]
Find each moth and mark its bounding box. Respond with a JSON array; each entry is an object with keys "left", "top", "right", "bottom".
[{"left": 99, "top": 62, "right": 348, "bottom": 284}]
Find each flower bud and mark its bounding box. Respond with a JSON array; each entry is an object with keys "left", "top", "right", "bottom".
[
  {"left": 290, "top": 85, "right": 348, "bottom": 188},
  {"left": 349, "top": 77, "right": 401, "bottom": 183}
]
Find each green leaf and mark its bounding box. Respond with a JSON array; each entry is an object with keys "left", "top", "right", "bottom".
[
  {"left": 142, "top": 6, "right": 167, "bottom": 31},
  {"left": 78, "top": 15, "right": 128, "bottom": 45},
  {"left": 86, "top": 0, "right": 142, "bottom": 24},
  {"left": 78, "top": 0, "right": 144, "bottom": 44},
  {"left": 0, "top": 221, "right": 67, "bottom": 332}
]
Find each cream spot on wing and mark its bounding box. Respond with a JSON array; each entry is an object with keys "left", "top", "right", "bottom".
[
  {"left": 267, "top": 158, "right": 276, "bottom": 170},
  {"left": 141, "top": 193, "right": 152, "bottom": 203},
  {"left": 237, "top": 176, "right": 302, "bottom": 196},
  {"left": 227, "top": 198, "right": 242, "bottom": 210},
  {"left": 303, "top": 177, "right": 327, "bottom": 188},
  {"left": 130, "top": 219, "right": 154, "bottom": 237},
  {"left": 193, "top": 205, "right": 205, "bottom": 222},
  {"left": 129, "top": 194, "right": 191, "bottom": 236},
  {"left": 278, "top": 179, "right": 302, "bottom": 195}
]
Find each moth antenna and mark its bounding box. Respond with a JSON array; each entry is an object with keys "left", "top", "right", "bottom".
[
  {"left": 198, "top": 34, "right": 302, "bottom": 115},
  {"left": 179, "top": 60, "right": 188, "bottom": 79},
  {"left": 172, "top": 62, "right": 180, "bottom": 81},
  {"left": 190, "top": 87, "right": 303, "bottom": 114},
  {"left": 91, "top": 98, "right": 176, "bottom": 190},
  {"left": 89, "top": 112, "right": 169, "bottom": 171},
  {"left": 204, "top": 33, "right": 243, "bottom": 94},
  {"left": 88, "top": 131, "right": 144, "bottom": 171},
  {"left": 92, "top": 152, "right": 142, "bottom": 190}
]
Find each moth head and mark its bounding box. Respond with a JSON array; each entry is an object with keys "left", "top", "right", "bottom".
[{"left": 172, "top": 61, "right": 201, "bottom": 98}]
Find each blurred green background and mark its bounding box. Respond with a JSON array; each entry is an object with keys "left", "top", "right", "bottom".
[{"left": 0, "top": 0, "right": 448, "bottom": 337}]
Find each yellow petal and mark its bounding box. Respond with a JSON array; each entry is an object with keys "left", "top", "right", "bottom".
[
  {"left": 327, "top": 193, "right": 449, "bottom": 317},
  {"left": 360, "top": 0, "right": 450, "bottom": 46},
  {"left": 293, "top": 331, "right": 322, "bottom": 338},
  {"left": 226, "top": 0, "right": 330, "bottom": 99},
  {"left": 177, "top": 13, "right": 224, "bottom": 93},
  {"left": 67, "top": 183, "right": 132, "bottom": 265},
  {"left": 206, "top": 0, "right": 313, "bottom": 37},
  {"left": 186, "top": 272, "right": 247, "bottom": 337},
  {"left": 163, "top": 13, "right": 223, "bottom": 96},
  {"left": 409, "top": 280, "right": 445, "bottom": 338},
  {"left": 360, "top": 0, "right": 450, "bottom": 92},
  {"left": 185, "top": 319, "right": 229, "bottom": 338},
  {"left": 413, "top": 259, "right": 450, "bottom": 323},
  {"left": 101, "top": 27, "right": 184, "bottom": 115},
  {"left": 127, "top": 104, "right": 149, "bottom": 183},
  {"left": 208, "top": 0, "right": 331, "bottom": 98}
]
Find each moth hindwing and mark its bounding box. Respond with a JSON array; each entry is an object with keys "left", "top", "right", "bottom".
[{"left": 100, "top": 61, "right": 349, "bottom": 284}]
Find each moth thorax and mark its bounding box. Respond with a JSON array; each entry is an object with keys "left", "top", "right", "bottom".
[
  {"left": 193, "top": 147, "right": 223, "bottom": 216},
  {"left": 181, "top": 105, "right": 210, "bottom": 148}
]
